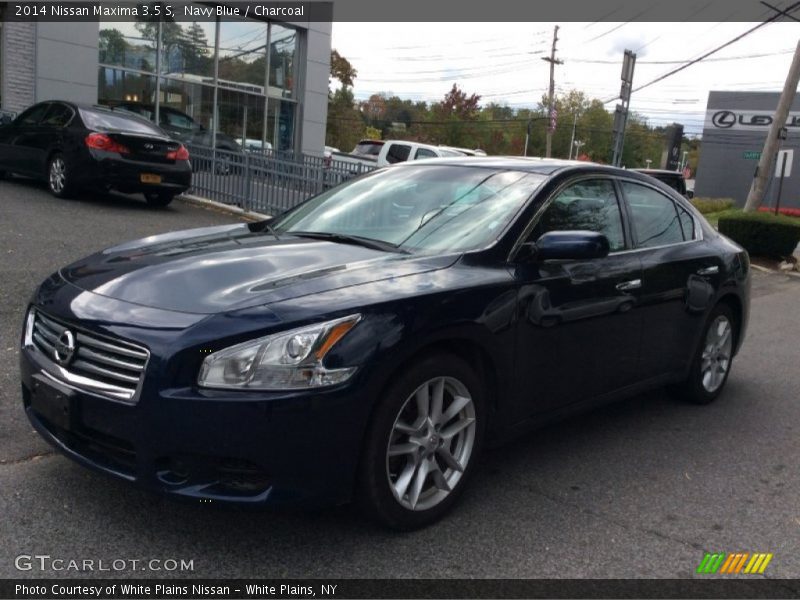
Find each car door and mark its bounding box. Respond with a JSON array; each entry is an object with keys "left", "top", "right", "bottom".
[
  {"left": 618, "top": 179, "right": 722, "bottom": 380},
  {"left": 511, "top": 176, "right": 643, "bottom": 420},
  {"left": 0, "top": 102, "right": 51, "bottom": 174},
  {"left": 32, "top": 102, "right": 75, "bottom": 174}
]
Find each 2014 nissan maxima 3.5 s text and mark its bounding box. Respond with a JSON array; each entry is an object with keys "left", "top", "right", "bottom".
[{"left": 19, "top": 158, "right": 750, "bottom": 529}]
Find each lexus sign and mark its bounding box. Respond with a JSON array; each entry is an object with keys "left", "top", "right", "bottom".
[{"left": 705, "top": 109, "right": 800, "bottom": 131}]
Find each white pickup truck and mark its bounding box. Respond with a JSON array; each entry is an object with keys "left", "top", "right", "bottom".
[{"left": 332, "top": 139, "right": 466, "bottom": 169}]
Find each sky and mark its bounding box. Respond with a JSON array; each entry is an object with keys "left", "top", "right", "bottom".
[{"left": 331, "top": 22, "right": 800, "bottom": 136}]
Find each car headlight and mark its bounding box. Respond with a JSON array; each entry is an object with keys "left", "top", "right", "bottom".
[{"left": 197, "top": 314, "right": 361, "bottom": 390}]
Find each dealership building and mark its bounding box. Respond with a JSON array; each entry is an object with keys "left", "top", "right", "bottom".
[
  {"left": 0, "top": 14, "right": 331, "bottom": 155},
  {"left": 695, "top": 90, "right": 800, "bottom": 209}
]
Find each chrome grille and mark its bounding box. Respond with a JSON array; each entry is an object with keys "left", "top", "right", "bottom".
[{"left": 27, "top": 310, "right": 149, "bottom": 403}]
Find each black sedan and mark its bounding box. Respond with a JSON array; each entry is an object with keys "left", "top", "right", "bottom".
[
  {"left": 0, "top": 101, "right": 192, "bottom": 207},
  {"left": 19, "top": 158, "right": 750, "bottom": 529}
]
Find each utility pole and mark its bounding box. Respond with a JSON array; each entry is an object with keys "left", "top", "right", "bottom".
[
  {"left": 542, "top": 25, "right": 563, "bottom": 158},
  {"left": 612, "top": 50, "right": 636, "bottom": 167},
  {"left": 743, "top": 39, "right": 800, "bottom": 212}
]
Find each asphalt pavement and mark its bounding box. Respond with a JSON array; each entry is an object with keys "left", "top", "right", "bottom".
[{"left": 1, "top": 176, "right": 799, "bottom": 580}]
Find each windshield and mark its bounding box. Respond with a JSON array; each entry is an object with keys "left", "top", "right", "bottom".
[
  {"left": 272, "top": 165, "right": 545, "bottom": 253},
  {"left": 354, "top": 141, "right": 383, "bottom": 156}
]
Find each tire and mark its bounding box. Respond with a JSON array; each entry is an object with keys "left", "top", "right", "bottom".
[
  {"left": 47, "top": 153, "right": 74, "bottom": 198},
  {"left": 144, "top": 192, "right": 175, "bottom": 207},
  {"left": 357, "top": 353, "right": 485, "bottom": 530},
  {"left": 670, "top": 303, "right": 737, "bottom": 405}
]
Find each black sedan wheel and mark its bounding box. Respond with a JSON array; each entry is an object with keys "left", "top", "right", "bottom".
[
  {"left": 144, "top": 192, "right": 175, "bottom": 208},
  {"left": 47, "top": 153, "right": 74, "bottom": 198},
  {"left": 358, "top": 353, "right": 484, "bottom": 530},
  {"left": 672, "top": 303, "right": 737, "bottom": 405}
]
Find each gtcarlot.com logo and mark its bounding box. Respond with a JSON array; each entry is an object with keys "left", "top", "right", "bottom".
[
  {"left": 15, "top": 554, "right": 194, "bottom": 572},
  {"left": 696, "top": 552, "right": 773, "bottom": 575}
]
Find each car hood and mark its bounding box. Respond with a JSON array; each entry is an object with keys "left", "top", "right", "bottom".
[{"left": 59, "top": 223, "right": 459, "bottom": 314}]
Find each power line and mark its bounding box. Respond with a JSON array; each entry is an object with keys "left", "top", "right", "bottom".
[{"left": 619, "top": 1, "right": 800, "bottom": 99}]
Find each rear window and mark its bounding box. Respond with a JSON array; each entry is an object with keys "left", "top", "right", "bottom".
[
  {"left": 353, "top": 141, "right": 383, "bottom": 156},
  {"left": 80, "top": 109, "right": 163, "bottom": 135}
]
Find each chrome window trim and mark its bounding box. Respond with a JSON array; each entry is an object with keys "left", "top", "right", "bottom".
[{"left": 23, "top": 309, "right": 150, "bottom": 404}]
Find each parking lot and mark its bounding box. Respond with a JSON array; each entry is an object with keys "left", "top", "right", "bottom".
[{"left": 1, "top": 177, "right": 799, "bottom": 580}]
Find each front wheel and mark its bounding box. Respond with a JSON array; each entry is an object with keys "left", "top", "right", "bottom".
[
  {"left": 47, "top": 153, "right": 74, "bottom": 198},
  {"left": 670, "top": 303, "right": 737, "bottom": 405},
  {"left": 358, "top": 353, "right": 485, "bottom": 530},
  {"left": 144, "top": 191, "right": 175, "bottom": 207}
]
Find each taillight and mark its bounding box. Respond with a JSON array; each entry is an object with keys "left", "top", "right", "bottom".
[
  {"left": 85, "top": 133, "right": 130, "bottom": 154},
  {"left": 167, "top": 145, "right": 190, "bottom": 161}
]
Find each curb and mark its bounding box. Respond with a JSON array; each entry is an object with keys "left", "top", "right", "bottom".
[
  {"left": 179, "top": 194, "right": 272, "bottom": 222},
  {"left": 750, "top": 263, "right": 800, "bottom": 278}
]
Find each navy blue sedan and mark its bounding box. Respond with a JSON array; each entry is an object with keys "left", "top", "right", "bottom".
[{"left": 19, "top": 158, "right": 750, "bottom": 529}]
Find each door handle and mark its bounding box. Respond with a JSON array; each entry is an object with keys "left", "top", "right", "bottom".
[
  {"left": 616, "top": 279, "right": 642, "bottom": 291},
  {"left": 697, "top": 266, "right": 719, "bottom": 276}
]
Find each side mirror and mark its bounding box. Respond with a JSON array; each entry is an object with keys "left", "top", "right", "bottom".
[{"left": 532, "top": 231, "right": 610, "bottom": 261}]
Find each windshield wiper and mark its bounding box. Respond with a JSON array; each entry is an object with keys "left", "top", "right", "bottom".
[
  {"left": 249, "top": 219, "right": 281, "bottom": 240},
  {"left": 289, "top": 231, "right": 408, "bottom": 254}
]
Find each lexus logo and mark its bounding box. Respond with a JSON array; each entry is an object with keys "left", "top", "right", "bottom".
[
  {"left": 53, "top": 329, "right": 76, "bottom": 366},
  {"left": 143, "top": 143, "right": 154, "bottom": 150},
  {"left": 712, "top": 110, "right": 736, "bottom": 129}
]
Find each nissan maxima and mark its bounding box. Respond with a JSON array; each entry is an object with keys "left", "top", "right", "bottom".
[
  {"left": 19, "top": 158, "right": 750, "bottom": 529},
  {"left": 0, "top": 101, "right": 191, "bottom": 207}
]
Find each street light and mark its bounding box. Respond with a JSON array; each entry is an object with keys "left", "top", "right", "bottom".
[
  {"left": 572, "top": 140, "right": 585, "bottom": 160},
  {"left": 645, "top": 159, "right": 652, "bottom": 168}
]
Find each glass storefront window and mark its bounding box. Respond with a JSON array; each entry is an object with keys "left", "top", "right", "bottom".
[
  {"left": 267, "top": 99, "right": 296, "bottom": 152},
  {"left": 97, "top": 19, "right": 301, "bottom": 153},
  {"left": 99, "top": 23, "right": 157, "bottom": 71},
  {"left": 98, "top": 67, "right": 157, "bottom": 105},
  {"left": 269, "top": 24, "right": 297, "bottom": 99},
  {"left": 161, "top": 19, "right": 216, "bottom": 81},
  {"left": 158, "top": 77, "right": 216, "bottom": 132},
  {"left": 218, "top": 20, "right": 268, "bottom": 92}
]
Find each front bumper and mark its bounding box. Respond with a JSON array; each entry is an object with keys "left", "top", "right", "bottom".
[{"left": 20, "top": 338, "right": 370, "bottom": 508}]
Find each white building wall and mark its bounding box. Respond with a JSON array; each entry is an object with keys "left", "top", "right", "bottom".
[{"left": 34, "top": 22, "right": 98, "bottom": 104}]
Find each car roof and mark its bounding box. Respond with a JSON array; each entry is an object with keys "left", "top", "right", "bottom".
[
  {"left": 633, "top": 168, "right": 684, "bottom": 177},
  {"left": 393, "top": 156, "right": 625, "bottom": 175}
]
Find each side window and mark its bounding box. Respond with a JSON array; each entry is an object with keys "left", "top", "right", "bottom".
[
  {"left": 42, "top": 104, "right": 73, "bottom": 128},
  {"left": 14, "top": 104, "right": 50, "bottom": 127},
  {"left": 622, "top": 182, "right": 686, "bottom": 248},
  {"left": 414, "top": 148, "right": 437, "bottom": 160},
  {"left": 677, "top": 203, "right": 696, "bottom": 241},
  {"left": 385, "top": 143, "right": 411, "bottom": 164},
  {"left": 530, "top": 179, "right": 626, "bottom": 252}
]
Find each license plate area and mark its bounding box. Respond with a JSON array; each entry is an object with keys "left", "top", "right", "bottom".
[
  {"left": 30, "top": 375, "right": 76, "bottom": 431},
  {"left": 140, "top": 173, "right": 162, "bottom": 184}
]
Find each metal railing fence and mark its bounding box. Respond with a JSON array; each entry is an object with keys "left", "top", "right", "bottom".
[{"left": 187, "top": 144, "right": 376, "bottom": 216}]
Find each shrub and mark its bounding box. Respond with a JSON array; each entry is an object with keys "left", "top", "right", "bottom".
[
  {"left": 718, "top": 211, "right": 800, "bottom": 258},
  {"left": 691, "top": 197, "right": 735, "bottom": 214}
]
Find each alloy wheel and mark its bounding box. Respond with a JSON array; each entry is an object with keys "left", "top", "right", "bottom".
[
  {"left": 386, "top": 376, "right": 476, "bottom": 511},
  {"left": 49, "top": 158, "right": 66, "bottom": 193},
  {"left": 701, "top": 315, "right": 733, "bottom": 392}
]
